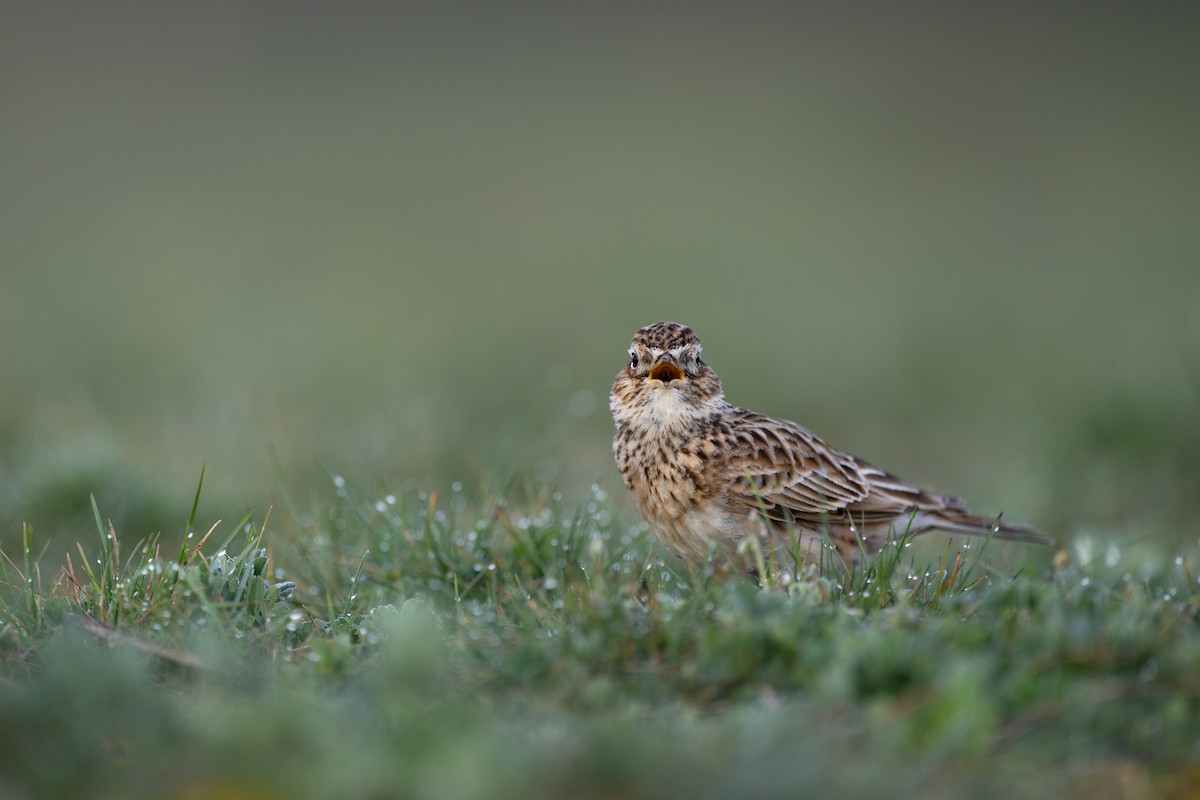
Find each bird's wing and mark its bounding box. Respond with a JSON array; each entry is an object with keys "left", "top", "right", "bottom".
[{"left": 720, "top": 409, "right": 944, "bottom": 527}]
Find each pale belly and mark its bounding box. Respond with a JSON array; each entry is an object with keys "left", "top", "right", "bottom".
[{"left": 640, "top": 500, "right": 827, "bottom": 570}]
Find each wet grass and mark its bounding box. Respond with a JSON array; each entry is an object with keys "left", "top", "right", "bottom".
[{"left": 2, "top": 474, "right": 1198, "bottom": 800}]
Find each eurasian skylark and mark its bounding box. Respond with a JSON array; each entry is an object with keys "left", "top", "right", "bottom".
[{"left": 610, "top": 321, "right": 1050, "bottom": 573}]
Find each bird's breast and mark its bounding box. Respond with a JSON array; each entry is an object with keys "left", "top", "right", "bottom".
[{"left": 614, "top": 424, "right": 723, "bottom": 522}]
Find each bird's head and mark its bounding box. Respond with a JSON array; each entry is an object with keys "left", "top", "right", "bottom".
[{"left": 610, "top": 321, "right": 724, "bottom": 429}]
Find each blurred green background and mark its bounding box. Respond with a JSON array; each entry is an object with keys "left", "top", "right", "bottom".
[{"left": 2, "top": 4, "right": 1198, "bottom": 549}]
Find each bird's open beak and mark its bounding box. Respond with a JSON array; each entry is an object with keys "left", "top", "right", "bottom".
[{"left": 648, "top": 357, "right": 685, "bottom": 383}]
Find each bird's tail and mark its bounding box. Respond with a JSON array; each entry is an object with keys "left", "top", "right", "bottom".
[{"left": 925, "top": 506, "right": 1054, "bottom": 546}]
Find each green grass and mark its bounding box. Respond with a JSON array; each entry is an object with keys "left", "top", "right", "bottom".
[{"left": 2, "top": 475, "right": 1198, "bottom": 800}]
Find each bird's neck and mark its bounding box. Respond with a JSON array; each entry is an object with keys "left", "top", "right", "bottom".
[{"left": 614, "top": 389, "right": 725, "bottom": 438}]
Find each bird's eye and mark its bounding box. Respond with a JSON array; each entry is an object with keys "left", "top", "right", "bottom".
[{"left": 629, "top": 351, "right": 639, "bottom": 369}]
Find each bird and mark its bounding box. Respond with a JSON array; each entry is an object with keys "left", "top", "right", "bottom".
[{"left": 609, "top": 321, "right": 1051, "bottom": 575}]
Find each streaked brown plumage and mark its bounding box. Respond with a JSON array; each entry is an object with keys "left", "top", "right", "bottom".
[{"left": 610, "top": 321, "right": 1050, "bottom": 573}]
